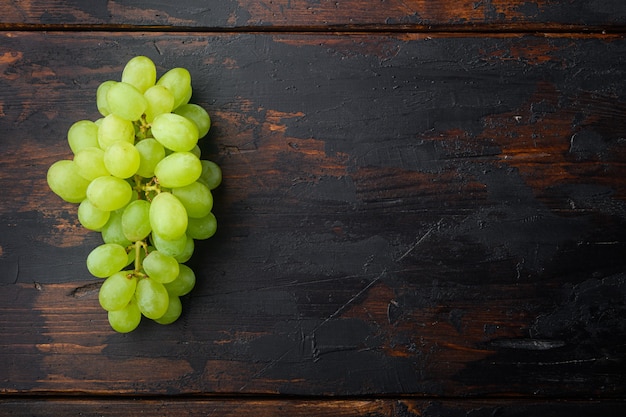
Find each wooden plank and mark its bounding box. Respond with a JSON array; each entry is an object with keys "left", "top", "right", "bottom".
[
  {"left": 1, "top": 31, "right": 626, "bottom": 398},
  {"left": 0, "top": 398, "right": 625, "bottom": 417},
  {"left": 0, "top": 1, "right": 625, "bottom": 29}
]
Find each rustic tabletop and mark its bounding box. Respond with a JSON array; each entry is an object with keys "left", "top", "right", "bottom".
[{"left": 1, "top": 1, "right": 625, "bottom": 415}]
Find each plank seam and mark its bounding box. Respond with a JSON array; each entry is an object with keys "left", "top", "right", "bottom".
[
  {"left": 0, "top": 23, "right": 625, "bottom": 35},
  {"left": 1, "top": 393, "right": 625, "bottom": 401}
]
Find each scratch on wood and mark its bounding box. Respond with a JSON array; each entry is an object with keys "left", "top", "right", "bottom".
[
  {"left": 153, "top": 41, "right": 162, "bottom": 55},
  {"left": 517, "top": 357, "right": 608, "bottom": 366},
  {"left": 313, "top": 269, "right": 387, "bottom": 334},
  {"left": 13, "top": 255, "right": 20, "bottom": 284},
  {"left": 490, "top": 338, "right": 566, "bottom": 350},
  {"left": 238, "top": 347, "right": 293, "bottom": 392},
  {"left": 397, "top": 219, "right": 443, "bottom": 262}
]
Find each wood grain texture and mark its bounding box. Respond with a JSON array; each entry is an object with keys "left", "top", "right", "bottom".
[
  {"left": 1, "top": 31, "right": 625, "bottom": 400},
  {"left": 0, "top": 1, "right": 625, "bottom": 29},
  {"left": 0, "top": 398, "right": 625, "bottom": 417}
]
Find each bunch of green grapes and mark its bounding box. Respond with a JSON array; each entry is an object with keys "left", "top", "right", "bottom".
[{"left": 46, "top": 56, "right": 221, "bottom": 333}]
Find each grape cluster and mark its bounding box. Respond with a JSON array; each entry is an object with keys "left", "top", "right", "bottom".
[{"left": 46, "top": 56, "right": 221, "bottom": 333}]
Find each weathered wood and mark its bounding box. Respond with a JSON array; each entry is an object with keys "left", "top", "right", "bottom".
[
  {"left": 0, "top": 1, "right": 625, "bottom": 29},
  {"left": 1, "top": 31, "right": 625, "bottom": 399},
  {"left": 0, "top": 398, "right": 625, "bottom": 417}
]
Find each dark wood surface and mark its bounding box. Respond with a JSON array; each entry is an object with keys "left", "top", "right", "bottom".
[
  {"left": 1, "top": 1, "right": 626, "bottom": 415},
  {"left": 1, "top": 0, "right": 626, "bottom": 29}
]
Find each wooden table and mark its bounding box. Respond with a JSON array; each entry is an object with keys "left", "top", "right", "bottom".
[{"left": 1, "top": 1, "right": 625, "bottom": 415}]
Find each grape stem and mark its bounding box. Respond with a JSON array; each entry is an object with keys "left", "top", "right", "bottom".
[
  {"left": 135, "top": 114, "right": 152, "bottom": 139},
  {"left": 132, "top": 175, "right": 161, "bottom": 201},
  {"left": 142, "top": 177, "right": 161, "bottom": 201},
  {"left": 133, "top": 240, "right": 148, "bottom": 276}
]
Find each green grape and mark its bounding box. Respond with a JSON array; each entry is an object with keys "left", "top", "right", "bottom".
[
  {"left": 108, "top": 297, "right": 141, "bottom": 333},
  {"left": 106, "top": 81, "right": 147, "bottom": 122},
  {"left": 103, "top": 141, "right": 140, "bottom": 179},
  {"left": 97, "top": 113, "right": 135, "bottom": 150},
  {"left": 156, "top": 67, "right": 192, "bottom": 109},
  {"left": 154, "top": 295, "right": 182, "bottom": 325},
  {"left": 172, "top": 181, "right": 213, "bottom": 218},
  {"left": 99, "top": 270, "right": 137, "bottom": 312},
  {"left": 135, "top": 278, "right": 169, "bottom": 319},
  {"left": 151, "top": 113, "right": 199, "bottom": 152},
  {"left": 67, "top": 120, "right": 99, "bottom": 154},
  {"left": 149, "top": 192, "right": 188, "bottom": 241},
  {"left": 143, "top": 250, "right": 179, "bottom": 284},
  {"left": 74, "top": 147, "right": 109, "bottom": 181},
  {"left": 186, "top": 212, "right": 217, "bottom": 240},
  {"left": 121, "top": 199, "right": 151, "bottom": 241},
  {"left": 121, "top": 56, "right": 156, "bottom": 94},
  {"left": 77, "top": 198, "right": 110, "bottom": 231},
  {"left": 143, "top": 85, "right": 175, "bottom": 122},
  {"left": 173, "top": 235, "right": 194, "bottom": 264},
  {"left": 101, "top": 210, "right": 133, "bottom": 247},
  {"left": 174, "top": 103, "right": 211, "bottom": 138},
  {"left": 47, "top": 160, "right": 91, "bottom": 203},
  {"left": 151, "top": 231, "right": 187, "bottom": 258},
  {"left": 135, "top": 138, "right": 165, "bottom": 178},
  {"left": 197, "top": 160, "right": 222, "bottom": 190},
  {"left": 96, "top": 80, "right": 116, "bottom": 116},
  {"left": 86, "top": 175, "right": 132, "bottom": 212},
  {"left": 164, "top": 263, "right": 196, "bottom": 296},
  {"left": 179, "top": 87, "right": 192, "bottom": 111},
  {"left": 190, "top": 144, "right": 201, "bottom": 158},
  {"left": 86, "top": 243, "right": 129, "bottom": 278},
  {"left": 154, "top": 152, "right": 202, "bottom": 188}
]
